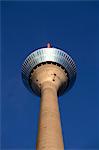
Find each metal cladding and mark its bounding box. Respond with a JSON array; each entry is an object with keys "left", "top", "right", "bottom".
[{"left": 22, "top": 47, "right": 77, "bottom": 95}]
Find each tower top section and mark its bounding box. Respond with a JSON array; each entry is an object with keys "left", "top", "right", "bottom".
[{"left": 22, "top": 44, "right": 77, "bottom": 96}]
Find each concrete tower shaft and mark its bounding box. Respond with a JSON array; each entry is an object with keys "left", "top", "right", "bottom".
[{"left": 37, "top": 81, "right": 64, "bottom": 150}]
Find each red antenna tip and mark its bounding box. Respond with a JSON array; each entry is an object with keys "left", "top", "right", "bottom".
[{"left": 47, "top": 43, "right": 51, "bottom": 48}]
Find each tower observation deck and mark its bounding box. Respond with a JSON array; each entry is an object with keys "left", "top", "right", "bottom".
[{"left": 22, "top": 43, "right": 77, "bottom": 150}]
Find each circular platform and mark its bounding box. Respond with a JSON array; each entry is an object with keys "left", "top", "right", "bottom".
[{"left": 22, "top": 47, "right": 77, "bottom": 95}]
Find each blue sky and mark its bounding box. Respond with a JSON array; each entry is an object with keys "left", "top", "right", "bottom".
[{"left": 1, "top": 1, "right": 99, "bottom": 149}]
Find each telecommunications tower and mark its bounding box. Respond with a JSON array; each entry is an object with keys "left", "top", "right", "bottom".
[{"left": 22, "top": 43, "right": 76, "bottom": 150}]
